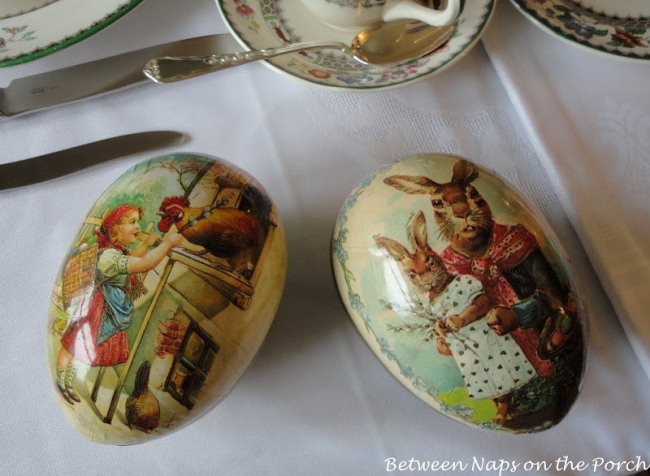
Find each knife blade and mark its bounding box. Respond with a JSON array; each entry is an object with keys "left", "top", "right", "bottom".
[
  {"left": 0, "top": 34, "right": 240, "bottom": 117},
  {"left": 0, "top": 130, "right": 184, "bottom": 191}
]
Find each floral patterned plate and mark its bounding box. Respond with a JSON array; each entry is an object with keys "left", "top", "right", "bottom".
[
  {"left": 216, "top": 0, "right": 496, "bottom": 90},
  {"left": 0, "top": 0, "right": 142, "bottom": 67},
  {"left": 509, "top": 0, "right": 650, "bottom": 61}
]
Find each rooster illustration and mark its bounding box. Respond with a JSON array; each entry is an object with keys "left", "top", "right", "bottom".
[
  {"left": 125, "top": 360, "right": 160, "bottom": 433},
  {"left": 157, "top": 186, "right": 272, "bottom": 278}
]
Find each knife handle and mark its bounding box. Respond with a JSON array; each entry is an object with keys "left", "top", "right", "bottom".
[{"left": 143, "top": 41, "right": 346, "bottom": 83}]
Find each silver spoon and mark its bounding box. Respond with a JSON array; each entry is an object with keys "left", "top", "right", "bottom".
[{"left": 143, "top": 20, "right": 456, "bottom": 84}]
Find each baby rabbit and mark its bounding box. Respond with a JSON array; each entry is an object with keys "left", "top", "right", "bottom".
[{"left": 375, "top": 211, "right": 536, "bottom": 424}]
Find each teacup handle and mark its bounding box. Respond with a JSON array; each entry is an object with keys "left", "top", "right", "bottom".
[{"left": 383, "top": 0, "right": 460, "bottom": 27}]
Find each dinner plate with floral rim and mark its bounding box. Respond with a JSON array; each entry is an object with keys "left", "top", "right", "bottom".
[
  {"left": 216, "top": 0, "right": 496, "bottom": 90},
  {"left": 0, "top": 0, "right": 142, "bottom": 67},
  {"left": 509, "top": 0, "right": 650, "bottom": 61}
]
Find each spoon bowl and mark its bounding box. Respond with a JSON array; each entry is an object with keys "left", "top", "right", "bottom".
[
  {"left": 353, "top": 19, "right": 455, "bottom": 64},
  {"left": 144, "top": 20, "right": 456, "bottom": 84}
]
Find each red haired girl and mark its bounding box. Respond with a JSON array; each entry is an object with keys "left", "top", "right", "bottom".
[{"left": 55, "top": 204, "right": 182, "bottom": 404}]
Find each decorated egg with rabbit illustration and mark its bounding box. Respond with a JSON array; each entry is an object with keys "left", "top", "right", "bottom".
[{"left": 331, "top": 153, "right": 587, "bottom": 433}]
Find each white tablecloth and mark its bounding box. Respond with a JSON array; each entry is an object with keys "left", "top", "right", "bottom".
[{"left": 1, "top": 0, "right": 649, "bottom": 474}]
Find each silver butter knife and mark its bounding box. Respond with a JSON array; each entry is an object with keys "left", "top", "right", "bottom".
[
  {"left": 0, "top": 34, "right": 240, "bottom": 117},
  {"left": 0, "top": 130, "right": 184, "bottom": 191}
]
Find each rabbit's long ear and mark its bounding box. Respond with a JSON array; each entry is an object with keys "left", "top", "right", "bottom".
[
  {"left": 384, "top": 175, "right": 439, "bottom": 194},
  {"left": 409, "top": 211, "right": 428, "bottom": 250},
  {"left": 374, "top": 235, "right": 411, "bottom": 261},
  {"left": 451, "top": 160, "right": 478, "bottom": 186}
]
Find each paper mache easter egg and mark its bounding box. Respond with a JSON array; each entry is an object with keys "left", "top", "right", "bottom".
[
  {"left": 46, "top": 153, "right": 286, "bottom": 444},
  {"left": 331, "top": 153, "right": 587, "bottom": 433}
]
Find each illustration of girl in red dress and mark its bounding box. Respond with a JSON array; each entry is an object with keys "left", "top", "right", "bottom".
[{"left": 55, "top": 204, "right": 182, "bottom": 404}]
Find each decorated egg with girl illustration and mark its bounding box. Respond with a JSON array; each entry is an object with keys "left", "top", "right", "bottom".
[{"left": 46, "top": 153, "right": 287, "bottom": 444}]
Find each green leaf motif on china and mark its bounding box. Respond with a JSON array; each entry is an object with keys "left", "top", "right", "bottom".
[
  {"left": 1, "top": 25, "right": 36, "bottom": 40},
  {"left": 0, "top": 25, "right": 36, "bottom": 56}
]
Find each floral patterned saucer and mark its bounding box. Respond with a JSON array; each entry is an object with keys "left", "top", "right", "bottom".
[
  {"left": 0, "top": 0, "right": 142, "bottom": 67},
  {"left": 509, "top": 0, "right": 650, "bottom": 61},
  {"left": 216, "top": 0, "right": 496, "bottom": 90}
]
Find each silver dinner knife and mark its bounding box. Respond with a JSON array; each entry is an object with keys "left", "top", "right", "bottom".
[
  {"left": 0, "top": 34, "right": 240, "bottom": 117},
  {"left": 0, "top": 130, "right": 184, "bottom": 191}
]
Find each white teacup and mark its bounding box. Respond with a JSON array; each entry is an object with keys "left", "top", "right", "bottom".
[{"left": 300, "top": 0, "right": 461, "bottom": 30}]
